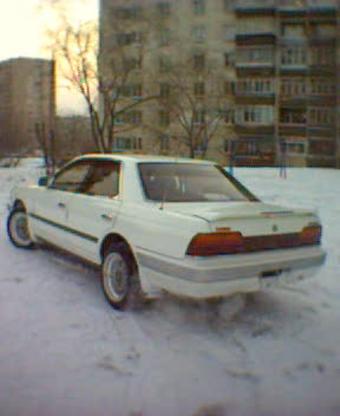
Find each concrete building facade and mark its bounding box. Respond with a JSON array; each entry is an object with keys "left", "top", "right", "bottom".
[
  {"left": 0, "top": 58, "right": 56, "bottom": 156},
  {"left": 99, "top": 0, "right": 339, "bottom": 167},
  {"left": 235, "top": 0, "right": 339, "bottom": 167}
]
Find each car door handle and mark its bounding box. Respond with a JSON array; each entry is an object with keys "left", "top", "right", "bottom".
[
  {"left": 58, "top": 202, "right": 66, "bottom": 209},
  {"left": 101, "top": 214, "right": 113, "bottom": 221}
]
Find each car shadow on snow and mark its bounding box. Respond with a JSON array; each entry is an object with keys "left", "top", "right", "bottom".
[
  {"left": 134, "top": 285, "right": 318, "bottom": 343},
  {"left": 37, "top": 244, "right": 319, "bottom": 341}
]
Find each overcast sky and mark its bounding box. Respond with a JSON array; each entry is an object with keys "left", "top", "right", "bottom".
[{"left": 0, "top": 0, "right": 98, "bottom": 115}]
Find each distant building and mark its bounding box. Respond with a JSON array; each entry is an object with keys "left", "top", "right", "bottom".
[
  {"left": 0, "top": 57, "right": 55, "bottom": 156},
  {"left": 234, "top": 0, "right": 339, "bottom": 168},
  {"left": 99, "top": 0, "right": 339, "bottom": 167}
]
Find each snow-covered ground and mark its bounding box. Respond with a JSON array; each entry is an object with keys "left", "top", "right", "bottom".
[{"left": 0, "top": 166, "right": 340, "bottom": 416}]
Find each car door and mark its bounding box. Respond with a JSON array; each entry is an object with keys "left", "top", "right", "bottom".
[
  {"left": 31, "top": 160, "right": 92, "bottom": 249},
  {"left": 65, "top": 159, "right": 122, "bottom": 263}
]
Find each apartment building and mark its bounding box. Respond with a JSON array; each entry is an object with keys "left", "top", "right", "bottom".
[
  {"left": 99, "top": 0, "right": 236, "bottom": 162},
  {"left": 0, "top": 58, "right": 56, "bottom": 156},
  {"left": 99, "top": 0, "right": 339, "bottom": 167},
  {"left": 235, "top": 0, "right": 338, "bottom": 167}
]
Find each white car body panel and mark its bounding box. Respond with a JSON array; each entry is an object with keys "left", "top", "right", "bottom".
[
  {"left": 66, "top": 193, "right": 122, "bottom": 263},
  {"left": 9, "top": 154, "right": 326, "bottom": 300},
  {"left": 30, "top": 188, "right": 74, "bottom": 249}
]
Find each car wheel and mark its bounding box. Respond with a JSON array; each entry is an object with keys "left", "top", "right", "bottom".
[
  {"left": 101, "top": 243, "right": 143, "bottom": 310},
  {"left": 7, "top": 208, "right": 35, "bottom": 249}
]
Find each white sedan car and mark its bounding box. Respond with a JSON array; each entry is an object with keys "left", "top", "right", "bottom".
[{"left": 7, "top": 154, "right": 326, "bottom": 309}]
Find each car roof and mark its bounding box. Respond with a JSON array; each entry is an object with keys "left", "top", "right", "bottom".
[{"left": 75, "top": 153, "right": 216, "bottom": 165}]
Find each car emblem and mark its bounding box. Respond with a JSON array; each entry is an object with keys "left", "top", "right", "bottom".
[{"left": 272, "top": 224, "right": 278, "bottom": 232}]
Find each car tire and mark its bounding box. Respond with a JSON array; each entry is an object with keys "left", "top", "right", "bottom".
[
  {"left": 7, "top": 208, "right": 35, "bottom": 249},
  {"left": 101, "top": 243, "right": 143, "bottom": 310}
]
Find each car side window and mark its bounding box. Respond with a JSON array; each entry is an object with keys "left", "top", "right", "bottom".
[
  {"left": 50, "top": 161, "right": 91, "bottom": 192},
  {"left": 79, "top": 160, "right": 120, "bottom": 198}
]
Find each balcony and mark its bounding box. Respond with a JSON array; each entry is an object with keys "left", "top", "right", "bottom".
[
  {"left": 279, "top": 96, "right": 307, "bottom": 108},
  {"left": 235, "top": 80, "right": 275, "bottom": 104},
  {"left": 279, "top": 108, "right": 307, "bottom": 135},
  {"left": 234, "top": 0, "right": 275, "bottom": 16},
  {"left": 280, "top": 46, "right": 308, "bottom": 73},
  {"left": 235, "top": 125, "right": 275, "bottom": 138},
  {"left": 309, "top": 6, "right": 337, "bottom": 20},
  {"left": 235, "top": 33, "right": 276, "bottom": 46}
]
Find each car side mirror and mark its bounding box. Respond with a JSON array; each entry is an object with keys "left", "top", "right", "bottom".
[{"left": 38, "top": 176, "right": 49, "bottom": 187}]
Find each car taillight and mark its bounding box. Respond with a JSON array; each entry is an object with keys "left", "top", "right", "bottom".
[
  {"left": 186, "top": 232, "right": 244, "bottom": 256},
  {"left": 299, "top": 225, "right": 322, "bottom": 245}
]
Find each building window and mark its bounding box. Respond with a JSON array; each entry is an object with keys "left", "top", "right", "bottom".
[
  {"left": 113, "top": 136, "right": 142, "bottom": 151},
  {"left": 159, "top": 28, "right": 171, "bottom": 46},
  {"left": 157, "top": 2, "right": 171, "bottom": 16},
  {"left": 194, "top": 82, "right": 205, "bottom": 96},
  {"left": 159, "top": 110, "right": 170, "bottom": 126},
  {"left": 237, "top": 47, "right": 274, "bottom": 65},
  {"left": 237, "top": 79, "right": 274, "bottom": 95},
  {"left": 221, "top": 108, "right": 234, "bottom": 124},
  {"left": 309, "top": 108, "right": 334, "bottom": 126},
  {"left": 115, "top": 114, "right": 125, "bottom": 125},
  {"left": 193, "top": 0, "right": 205, "bottom": 15},
  {"left": 192, "top": 25, "right": 207, "bottom": 43},
  {"left": 280, "top": 78, "right": 306, "bottom": 96},
  {"left": 160, "top": 134, "right": 170, "bottom": 151},
  {"left": 116, "top": 32, "right": 143, "bottom": 46},
  {"left": 310, "top": 78, "right": 336, "bottom": 95},
  {"left": 224, "top": 52, "right": 230, "bottom": 67},
  {"left": 281, "top": 47, "right": 307, "bottom": 65},
  {"left": 193, "top": 53, "right": 205, "bottom": 70},
  {"left": 119, "top": 84, "right": 142, "bottom": 98},
  {"left": 236, "top": 106, "right": 274, "bottom": 125},
  {"left": 285, "top": 141, "right": 306, "bottom": 155},
  {"left": 240, "top": 141, "right": 258, "bottom": 156},
  {"left": 280, "top": 108, "right": 306, "bottom": 125},
  {"left": 310, "top": 47, "right": 335, "bottom": 66}
]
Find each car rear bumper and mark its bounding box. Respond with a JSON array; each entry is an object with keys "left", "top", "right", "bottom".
[{"left": 137, "top": 246, "right": 326, "bottom": 299}]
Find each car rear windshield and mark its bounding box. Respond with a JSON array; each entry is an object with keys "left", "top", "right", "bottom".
[{"left": 138, "top": 163, "right": 258, "bottom": 203}]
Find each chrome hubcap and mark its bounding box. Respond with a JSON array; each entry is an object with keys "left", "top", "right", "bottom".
[
  {"left": 103, "top": 252, "right": 129, "bottom": 303},
  {"left": 10, "top": 212, "right": 31, "bottom": 246}
]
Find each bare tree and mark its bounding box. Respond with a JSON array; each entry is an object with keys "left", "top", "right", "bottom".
[
  {"left": 42, "top": 2, "right": 157, "bottom": 153},
  {"left": 153, "top": 59, "right": 228, "bottom": 158},
  {"left": 35, "top": 122, "right": 57, "bottom": 175}
]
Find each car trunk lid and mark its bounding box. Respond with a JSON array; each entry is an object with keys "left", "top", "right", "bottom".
[{"left": 164, "top": 201, "right": 319, "bottom": 237}]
